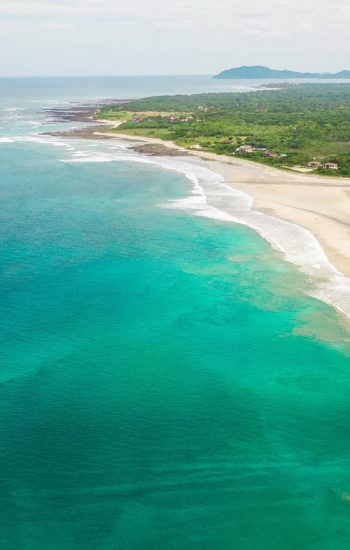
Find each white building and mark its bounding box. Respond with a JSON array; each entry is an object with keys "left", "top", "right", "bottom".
[{"left": 322, "top": 162, "right": 338, "bottom": 170}]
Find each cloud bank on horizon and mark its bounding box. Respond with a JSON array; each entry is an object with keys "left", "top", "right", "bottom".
[{"left": 0, "top": 0, "right": 349, "bottom": 75}]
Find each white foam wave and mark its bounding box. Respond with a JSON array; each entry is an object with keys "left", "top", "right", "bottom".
[
  {"left": 71, "top": 151, "right": 88, "bottom": 157},
  {"left": 196, "top": 206, "right": 242, "bottom": 223},
  {"left": 149, "top": 155, "right": 350, "bottom": 320},
  {"left": 64, "top": 155, "right": 115, "bottom": 163},
  {"left": 12, "top": 135, "right": 75, "bottom": 150},
  {"left": 2, "top": 107, "right": 25, "bottom": 113},
  {"left": 21, "top": 120, "right": 44, "bottom": 127},
  {"left": 0, "top": 137, "right": 14, "bottom": 143}
]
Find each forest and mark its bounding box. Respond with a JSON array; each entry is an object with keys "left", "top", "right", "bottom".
[{"left": 99, "top": 84, "right": 350, "bottom": 175}]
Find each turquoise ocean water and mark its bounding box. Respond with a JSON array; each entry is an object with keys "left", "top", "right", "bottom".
[{"left": 1, "top": 77, "right": 350, "bottom": 549}]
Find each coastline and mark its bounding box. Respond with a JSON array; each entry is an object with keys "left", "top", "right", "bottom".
[
  {"left": 44, "top": 119, "right": 350, "bottom": 319},
  {"left": 95, "top": 122, "right": 350, "bottom": 278}
]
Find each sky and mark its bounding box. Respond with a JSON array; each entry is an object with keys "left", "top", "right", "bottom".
[{"left": 0, "top": 0, "right": 349, "bottom": 76}]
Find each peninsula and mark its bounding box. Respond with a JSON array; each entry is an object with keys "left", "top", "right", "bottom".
[{"left": 213, "top": 65, "right": 350, "bottom": 79}]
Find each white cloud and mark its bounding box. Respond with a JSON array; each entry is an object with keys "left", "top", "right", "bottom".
[
  {"left": 298, "top": 21, "right": 315, "bottom": 34},
  {"left": 0, "top": 0, "right": 329, "bottom": 20},
  {"left": 0, "top": 0, "right": 349, "bottom": 75}
]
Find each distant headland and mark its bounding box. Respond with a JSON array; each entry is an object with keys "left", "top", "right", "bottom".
[{"left": 213, "top": 65, "right": 350, "bottom": 79}]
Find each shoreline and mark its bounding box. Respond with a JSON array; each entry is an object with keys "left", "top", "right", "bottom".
[
  {"left": 94, "top": 122, "right": 350, "bottom": 279},
  {"left": 43, "top": 120, "right": 350, "bottom": 319}
]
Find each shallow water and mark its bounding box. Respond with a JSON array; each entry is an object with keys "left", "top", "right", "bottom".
[{"left": 1, "top": 77, "right": 350, "bottom": 549}]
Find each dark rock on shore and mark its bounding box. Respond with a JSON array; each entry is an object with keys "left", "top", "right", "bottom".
[
  {"left": 43, "top": 100, "right": 128, "bottom": 124},
  {"left": 131, "top": 143, "right": 188, "bottom": 156},
  {"left": 42, "top": 126, "right": 117, "bottom": 140}
]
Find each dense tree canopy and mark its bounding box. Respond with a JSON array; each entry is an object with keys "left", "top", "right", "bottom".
[{"left": 99, "top": 84, "right": 350, "bottom": 174}]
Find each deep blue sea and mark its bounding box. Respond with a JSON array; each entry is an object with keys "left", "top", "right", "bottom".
[{"left": 1, "top": 76, "right": 350, "bottom": 550}]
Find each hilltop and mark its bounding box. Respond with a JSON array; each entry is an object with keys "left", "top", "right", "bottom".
[{"left": 213, "top": 65, "right": 350, "bottom": 79}]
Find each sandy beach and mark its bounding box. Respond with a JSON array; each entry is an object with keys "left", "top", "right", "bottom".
[
  {"left": 195, "top": 152, "right": 350, "bottom": 279},
  {"left": 94, "top": 122, "right": 350, "bottom": 279}
]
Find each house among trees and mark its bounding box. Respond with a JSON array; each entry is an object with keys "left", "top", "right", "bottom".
[
  {"left": 307, "top": 161, "right": 321, "bottom": 169},
  {"left": 322, "top": 162, "right": 338, "bottom": 170}
]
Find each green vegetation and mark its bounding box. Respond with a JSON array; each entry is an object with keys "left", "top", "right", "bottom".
[{"left": 98, "top": 84, "right": 350, "bottom": 175}]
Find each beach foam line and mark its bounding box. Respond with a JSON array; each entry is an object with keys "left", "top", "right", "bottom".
[
  {"left": 63, "top": 155, "right": 116, "bottom": 163},
  {"left": 144, "top": 154, "right": 350, "bottom": 320},
  {"left": 0, "top": 137, "right": 14, "bottom": 143},
  {"left": 12, "top": 135, "right": 76, "bottom": 151},
  {"left": 61, "top": 152, "right": 153, "bottom": 164},
  {"left": 2, "top": 107, "right": 26, "bottom": 113},
  {"left": 21, "top": 120, "right": 45, "bottom": 126},
  {"left": 24, "top": 132, "right": 350, "bottom": 320}
]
